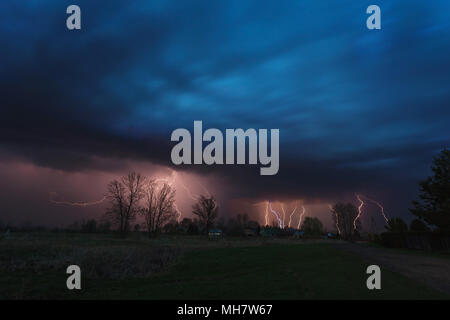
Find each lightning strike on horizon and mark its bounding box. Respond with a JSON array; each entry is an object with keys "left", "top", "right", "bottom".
[
  {"left": 49, "top": 192, "right": 106, "bottom": 207},
  {"left": 281, "top": 204, "right": 286, "bottom": 228},
  {"left": 252, "top": 201, "right": 269, "bottom": 226},
  {"left": 154, "top": 177, "right": 173, "bottom": 185},
  {"left": 158, "top": 170, "right": 210, "bottom": 203},
  {"left": 268, "top": 201, "right": 283, "bottom": 228},
  {"left": 173, "top": 203, "right": 182, "bottom": 222},
  {"left": 360, "top": 194, "right": 389, "bottom": 223},
  {"left": 288, "top": 202, "right": 298, "bottom": 228},
  {"left": 297, "top": 205, "right": 306, "bottom": 229},
  {"left": 265, "top": 201, "right": 269, "bottom": 226},
  {"left": 329, "top": 204, "right": 341, "bottom": 235},
  {"left": 174, "top": 171, "right": 213, "bottom": 199},
  {"left": 353, "top": 194, "right": 364, "bottom": 230},
  {"left": 171, "top": 171, "right": 201, "bottom": 201},
  {"left": 154, "top": 173, "right": 184, "bottom": 221},
  {"left": 155, "top": 170, "right": 211, "bottom": 221},
  {"left": 48, "top": 170, "right": 212, "bottom": 224},
  {"left": 150, "top": 170, "right": 214, "bottom": 222}
]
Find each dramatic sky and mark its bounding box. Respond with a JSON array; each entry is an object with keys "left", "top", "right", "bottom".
[{"left": 1, "top": 1, "right": 449, "bottom": 229}]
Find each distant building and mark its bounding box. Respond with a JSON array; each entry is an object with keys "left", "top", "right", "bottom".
[
  {"left": 260, "top": 227, "right": 278, "bottom": 237},
  {"left": 327, "top": 232, "right": 337, "bottom": 239},
  {"left": 244, "top": 228, "right": 257, "bottom": 236},
  {"left": 208, "top": 229, "right": 223, "bottom": 239},
  {"left": 293, "top": 230, "right": 304, "bottom": 239}
]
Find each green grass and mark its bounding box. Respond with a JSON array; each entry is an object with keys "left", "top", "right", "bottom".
[
  {"left": 366, "top": 241, "right": 450, "bottom": 260},
  {"left": 1, "top": 234, "right": 448, "bottom": 299},
  {"left": 83, "top": 244, "right": 446, "bottom": 299}
]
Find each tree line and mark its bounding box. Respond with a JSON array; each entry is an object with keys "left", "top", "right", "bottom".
[
  {"left": 330, "top": 148, "right": 449, "bottom": 240},
  {"left": 105, "top": 172, "right": 218, "bottom": 237},
  {"left": 2, "top": 149, "right": 446, "bottom": 240}
]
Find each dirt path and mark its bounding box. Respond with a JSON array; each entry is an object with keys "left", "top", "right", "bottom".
[{"left": 335, "top": 242, "right": 450, "bottom": 295}]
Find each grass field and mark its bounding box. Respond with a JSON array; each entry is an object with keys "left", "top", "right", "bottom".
[{"left": 0, "top": 232, "right": 448, "bottom": 299}]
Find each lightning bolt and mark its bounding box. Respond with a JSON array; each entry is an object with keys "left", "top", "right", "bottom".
[
  {"left": 268, "top": 201, "right": 283, "bottom": 228},
  {"left": 154, "top": 173, "right": 183, "bottom": 222},
  {"left": 155, "top": 170, "right": 208, "bottom": 221},
  {"left": 288, "top": 202, "right": 298, "bottom": 228},
  {"left": 121, "top": 171, "right": 179, "bottom": 222},
  {"left": 174, "top": 171, "right": 213, "bottom": 200},
  {"left": 353, "top": 194, "right": 364, "bottom": 230},
  {"left": 359, "top": 194, "right": 388, "bottom": 223},
  {"left": 297, "top": 205, "right": 306, "bottom": 229},
  {"left": 154, "top": 178, "right": 173, "bottom": 185},
  {"left": 171, "top": 171, "right": 201, "bottom": 201},
  {"left": 252, "top": 201, "right": 269, "bottom": 226},
  {"left": 329, "top": 204, "right": 341, "bottom": 235},
  {"left": 173, "top": 203, "right": 182, "bottom": 222},
  {"left": 153, "top": 170, "right": 214, "bottom": 222},
  {"left": 49, "top": 192, "right": 106, "bottom": 207},
  {"left": 281, "top": 204, "right": 286, "bottom": 228},
  {"left": 49, "top": 170, "right": 209, "bottom": 224}
]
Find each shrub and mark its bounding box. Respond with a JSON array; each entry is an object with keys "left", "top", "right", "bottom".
[{"left": 410, "top": 219, "right": 430, "bottom": 232}]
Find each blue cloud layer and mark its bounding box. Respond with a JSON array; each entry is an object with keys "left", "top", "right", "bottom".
[{"left": 1, "top": 0, "right": 449, "bottom": 216}]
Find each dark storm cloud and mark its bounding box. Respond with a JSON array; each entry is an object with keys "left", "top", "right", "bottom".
[{"left": 1, "top": 0, "right": 450, "bottom": 217}]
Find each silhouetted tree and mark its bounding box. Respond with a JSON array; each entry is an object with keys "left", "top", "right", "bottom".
[
  {"left": 301, "top": 217, "right": 323, "bottom": 236},
  {"left": 248, "top": 220, "right": 260, "bottom": 231},
  {"left": 224, "top": 217, "right": 242, "bottom": 236},
  {"left": 369, "top": 216, "right": 377, "bottom": 234},
  {"left": 216, "top": 216, "right": 226, "bottom": 231},
  {"left": 410, "top": 149, "right": 450, "bottom": 231},
  {"left": 180, "top": 218, "right": 192, "bottom": 232},
  {"left": 385, "top": 218, "right": 408, "bottom": 233},
  {"left": 236, "top": 213, "right": 249, "bottom": 228},
  {"left": 140, "top": 180, "right": 177, "bottom": 237},
  {"left": 187, "top": 219, "right": 199, "bottom": 234},
  {"left": 106, "top": 172, "right": 146, "bottom": 237},
  {"left": 81, "top": 219, "right": 97, "bottom": 233},
  {"left": 192, "top": 195, "right": 219, "bottom": 233},
  {"left": 410, "top": 219, "right": 430, "bottom": 232},
  {"left": 98, "top": 220, "right": 111, "bottom": 233},
  {"left": 331, "top": 202, "right": 361, "bottom": 240},
  {"left": 67, "top": 221, "right": 81, "bottom": 232},
  {"left": 162, "top": 219, "right": 179, "bottom": 234}
]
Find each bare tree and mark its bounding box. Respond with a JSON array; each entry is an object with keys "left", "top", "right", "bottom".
[
  {"left": 192, "top": 195, "right": 219, "bottom": 233},
  {"left": 106, "top": 172, "right": 146, "bottom": 236},
  {"left": 331, "top": 202, "right": 361, "bottom": 240},
  {"left": 140, "top": 180, "right": 177, "bottom": 237}
]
